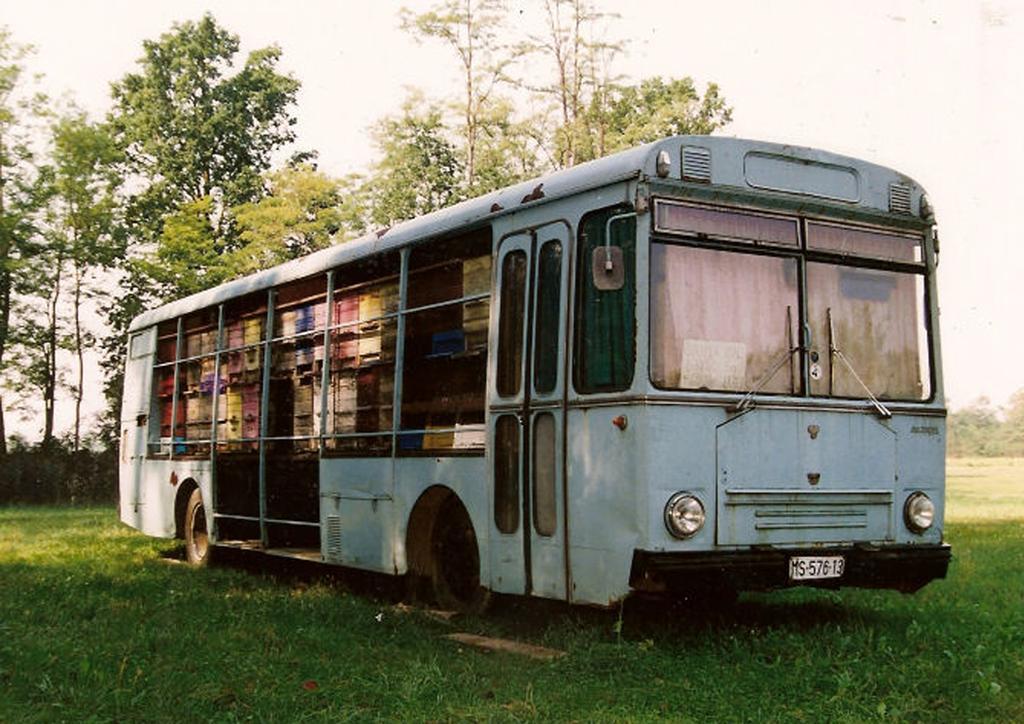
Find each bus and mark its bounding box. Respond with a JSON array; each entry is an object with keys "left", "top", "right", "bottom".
[{"left": 119, "top": 135, "right": 950, "bottom": 609}]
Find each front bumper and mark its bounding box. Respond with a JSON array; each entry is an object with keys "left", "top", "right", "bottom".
[{"left": 630, "top": 543, "right": 951, "bottom": 594}]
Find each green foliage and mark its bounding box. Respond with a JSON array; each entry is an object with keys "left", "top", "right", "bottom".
[
  {"left": 1, "top": 469, "right": 1023, "bottom": 721},
  {"left": 400, "top": 0, "right": 511, "bottom": 194},
  {"left": 109, "top": 13, "right": 300, "bottom": 226},
  {"left": 948, "top": 391, "right": 1024, "bottom": 457},
  {"left": 98, "top": 14, "right": 303, "bottom": 447},
  {"left": 0, "top": 441, "right": 116, "bottom": 503},
  {"left": 230, "top": 163, "right": 343, "bottom": 274},
  {"left": 599, "top": 76, "right": 733, "bottom": 151},
  {"left": 136, "top": 196, "right": 231, "bottom": 299},
  {"left": 364, "top": 95, "right": 466, "bottom": 228},
  {"left": 0, "top": 27, "right": 52, "bottom": 456}
]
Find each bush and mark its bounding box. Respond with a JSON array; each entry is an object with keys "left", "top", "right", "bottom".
[{"left": 0, "top": 441, "right": 117, "bottom": 504}]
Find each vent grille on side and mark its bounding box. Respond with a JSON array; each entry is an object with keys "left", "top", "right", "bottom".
[
  {"left": 325, "top": 514, "right": 342, "bottom": 560},
  {"left": 889, "top": 183, "right": 912, "bottom": 214},
  {"left": 682, "top": 145, "right": 712, "bottom": 183}
]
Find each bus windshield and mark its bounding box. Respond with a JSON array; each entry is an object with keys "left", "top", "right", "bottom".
[{"left": 650, "top": 220, "right": 931, "bottom": 401}]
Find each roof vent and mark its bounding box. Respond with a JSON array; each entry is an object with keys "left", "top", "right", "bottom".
[
  {"left": 682, "top": 146, "right": 712, "bottom": 183},
  {"left": 889, "top": 183, "right": 912, "bottom": 215}
]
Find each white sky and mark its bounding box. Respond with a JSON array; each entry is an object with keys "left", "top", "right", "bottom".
[{"left": 3, "top": 0, "right": 1022, "bottom": 439}]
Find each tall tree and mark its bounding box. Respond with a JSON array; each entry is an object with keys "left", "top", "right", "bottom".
[
  {"left": 0, "top": 28, "right": 49, "bottom": 456},
  {"left": 521, "top": 1, "right": 731, "bottom": 168},
  {"left": 101, "top": 14, "right": 302, "bottom": 446},
  {"left": 522, "top": 0, "right": 623, "bottom": 168},
  {"left": 597, "top": 76, "right": 732, "bottom": 154},
  {"left": 109, "top": 13, "right": 300, "bottom": 243},
  {"left": 230, "top": 163, "right": 343, "bottom": 274},
  {"left": 365, "top": 95, "right": 465, "bottom": 228},
  {"left": 47, "top": 113, "right": 122, "bottom": 451},
  {"left": 401, "top": 0, "right": 514, "bottom": 195}
]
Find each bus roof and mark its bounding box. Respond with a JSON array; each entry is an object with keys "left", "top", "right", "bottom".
[{"left": 128, "top": 136, "right": 927, "bottom": 333}]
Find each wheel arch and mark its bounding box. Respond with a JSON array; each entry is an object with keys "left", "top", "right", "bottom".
[
  {"left": 405, "top": 484, "right": 460, "bottom": 577},
  {"left": 173, "top": 478, "right": 201, "bottom": 540}
]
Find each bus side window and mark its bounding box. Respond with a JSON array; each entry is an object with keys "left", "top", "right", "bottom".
[
  {"left": 401, "top": 229, "right": 491, "bottom": 453},
  {"left": 574, "top": 208, "right": 637, "bottom": 393}
]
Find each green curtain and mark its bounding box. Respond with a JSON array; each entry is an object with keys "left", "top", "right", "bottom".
[{"left": 575, "top": 208, "right": 636, "bottom": 392}]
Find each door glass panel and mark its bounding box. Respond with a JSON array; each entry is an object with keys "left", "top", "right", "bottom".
[
  {"left": 494, "top": 414, "right": 520, "bottom": 534},
  {"left": 533, "top": 241, "right": 562, "bottom": 394},
  {"left": 497, "top": 250, "right": 527, "bottom": 397},
  {"left": 532, "top": 413, "right": 557, "bottom": 536}
]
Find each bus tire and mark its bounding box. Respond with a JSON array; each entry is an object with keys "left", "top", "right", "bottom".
[
  {"left": 429, "top": 495, "right": 491, "bottom": 613},
  {"left": 184, "top": 487, "right": 211, "bottom": 567}
]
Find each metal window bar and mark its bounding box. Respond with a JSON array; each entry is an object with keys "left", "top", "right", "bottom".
[
  {"left": 208, "top": 305, "right": 225, "bottom": 538},
  {"left": 392, "top": 248, "right": 410, "bottom": 452},
  {"left": 319, "top": 270, "right": 335, "bottom": 452},
  {"left": 213, "top": 512, "right": 319, "bottom": 528},
  {"left": 258, "top": 289, "right": 276, "bottom": 545},
  {"left": 168, "top": 317, "right": 184, "bottom": 461}
]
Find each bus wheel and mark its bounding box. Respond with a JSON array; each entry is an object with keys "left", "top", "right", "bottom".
[
  {"left": 184, "top": 488, "right": 210, "bottom": 566},
  {"left": 430, "top": 496, "right": 491, "bottom": 613}
]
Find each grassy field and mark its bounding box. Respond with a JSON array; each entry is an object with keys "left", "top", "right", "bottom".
[{"left": 1, "top": 461, "right": 1022, "bottom": 722}]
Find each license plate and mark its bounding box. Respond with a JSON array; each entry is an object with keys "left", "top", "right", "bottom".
[{"left": 789, "top": 555, "right": 845, "bottom": 581}]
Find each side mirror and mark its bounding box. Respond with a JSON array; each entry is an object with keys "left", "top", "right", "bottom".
[{"left": 591, "top": 246, "right": 624, "bottom": 291}]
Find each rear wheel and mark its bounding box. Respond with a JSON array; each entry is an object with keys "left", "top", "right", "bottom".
[
  {"left": 184, "top": 488, "right": 210, "bottom": 566},
  {"left": 429, "top": 496, "right": 491, "bottom": 613}
]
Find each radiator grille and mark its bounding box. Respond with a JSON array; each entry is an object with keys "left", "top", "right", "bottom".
[
  {"left": 721, "top": 488, "right": 893, "bottom": 544},
  {"left": 325, "top": 514, "right": 342, "bottom": 560},
  {"left": 682, "top": 146, "right": 712, "bottom": 183},
  {"left": 889, "top": 183, "right": 912, "bottom": 214}
]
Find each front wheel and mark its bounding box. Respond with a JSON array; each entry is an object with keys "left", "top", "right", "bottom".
[
  {"left": 184, "top": 488, "right": 210, "bottom": 566},
  {"left": 429, "top": 496, "right": 491, "bottom": 613}
]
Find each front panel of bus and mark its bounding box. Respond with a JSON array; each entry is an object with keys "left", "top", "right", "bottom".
[{"left": 564, "top": 143, "right": 948, "bottom": 603}]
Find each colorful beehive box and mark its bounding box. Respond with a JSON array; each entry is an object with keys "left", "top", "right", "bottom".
[
  {"left": 185, "top": 332, "right": 203, "bottom": 358},
  {"left": 226, "top": 320, "right": 244, "bottom": 349},
  {"left": 314, "top": 302, "right": 327, "bottom": 329},
  {"left": 463, "top": 256, "right": 492, "bottom": 296},
  {"left": 243, "top": 317, "right": 262, "bottom": 345},
  {"left": 241, "top": 385, "right": 260, "bottom": 439},
  {"left": 463, "top": 299, "right": 489, "bottom": 351},
  {"left": 157, "top": 370, "right": 175, "bottom": 397},
  {"left": 295, "top": 339, "right": 315, "bottom": 367},
  {"left": 200, "top": 330, "right": 217, "bottom": 355},
  {"left": 357, "top": 323, "right": 382, "bottom": 362},
  {"left": 454, "top": 423, "right": 486, "bottom": 449},
  {"left": 295, "top": 304, "right": 316, "bottom": 333},
  {"left": 422, "top": 423, "right": 454, "bottom": 450},
  {"left": 243, "top": 347, "right": 261, "bottom": 373},
  {"left": 278, "top": 310, "right": 297, "bottom": 338},
  {"left": 273, "top": 344, "right": 295, "bottom": 374}
]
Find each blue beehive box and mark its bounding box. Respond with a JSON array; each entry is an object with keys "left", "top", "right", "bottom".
[{"left": 430, "top": 329, "right": 465, "bottom": 356}]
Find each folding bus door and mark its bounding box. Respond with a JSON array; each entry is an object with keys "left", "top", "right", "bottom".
[{"left": 488, "top": 222, "right": 571, "bottom": 600}]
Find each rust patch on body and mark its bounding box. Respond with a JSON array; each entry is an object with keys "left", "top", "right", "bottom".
[{"left": 521, "top": 183, "right": 545, "bottom": 203}]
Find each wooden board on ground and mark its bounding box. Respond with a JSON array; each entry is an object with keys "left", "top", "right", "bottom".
[{"left": 445, "top": 633, "right": 566, "bottom": 661}]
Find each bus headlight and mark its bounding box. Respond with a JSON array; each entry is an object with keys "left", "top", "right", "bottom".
[
  {"left": 664, "top": 493, "right": 705, "bottom": 539},
  {"left": 904, "top": 492, "right": 935, "bottom": 533}
]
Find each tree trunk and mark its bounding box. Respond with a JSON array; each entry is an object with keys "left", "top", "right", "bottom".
[
  {"left": 43, "top": 252, "right": 64, "bottom": 447},
  {"left": 0, "top": 133, "right": 8, "bottom": 458},
  {"left": 73, "top": 262, "right": 84, "bottom": 453}
]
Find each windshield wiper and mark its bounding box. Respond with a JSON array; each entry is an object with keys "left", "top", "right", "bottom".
[
  {"left": 827, "top": 308, "right": 892, "bottom": 419},
  {"left": 733, "top": 306, "right": 798, "bottom": 413}
]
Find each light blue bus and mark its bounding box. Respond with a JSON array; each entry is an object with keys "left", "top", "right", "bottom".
[{"left": 119, "top": 136, "right": 949, "bottom": 608}]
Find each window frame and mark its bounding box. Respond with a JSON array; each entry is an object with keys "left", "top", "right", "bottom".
[{"left": 647, "top": 197, "right": 936, "bottom": 404}]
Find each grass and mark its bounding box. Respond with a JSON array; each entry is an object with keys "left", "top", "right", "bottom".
[{"left": 1, "top": 460, "right": 1022, "bottom": 722}]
